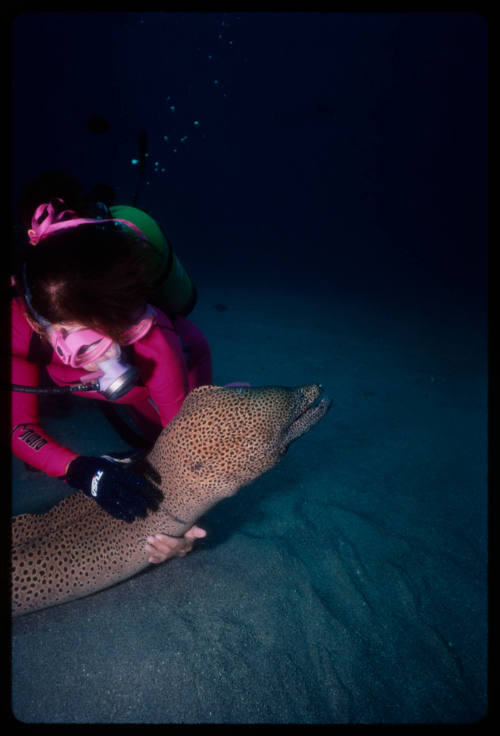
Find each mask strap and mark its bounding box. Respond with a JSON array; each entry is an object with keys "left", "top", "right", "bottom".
[
  {"left": 28, "top": 199, "right": 147, "bottom": 245},
  {"left": 28, "top": 198, "right": 79, "bottom": 245}
]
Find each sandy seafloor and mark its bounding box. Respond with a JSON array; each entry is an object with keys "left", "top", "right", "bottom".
[{"left": 9, "top": 12, "right": 487, "bottom": 724}]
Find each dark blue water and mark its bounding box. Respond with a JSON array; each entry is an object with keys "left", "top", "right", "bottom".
[
  {"left": 12, "top": 12, "right": 487, "bottom": 305},
  {"left": 10, "top": 12, "right": 488, "bottom": 724}
]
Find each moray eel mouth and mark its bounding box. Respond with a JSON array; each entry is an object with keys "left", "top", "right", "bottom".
[{"left": 282, "top": 384, "right": 332, "bottom": 448}]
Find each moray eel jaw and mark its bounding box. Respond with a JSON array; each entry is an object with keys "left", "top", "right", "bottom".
[{"left": 280, "top": 383, "right": 332, "bottom": 449}]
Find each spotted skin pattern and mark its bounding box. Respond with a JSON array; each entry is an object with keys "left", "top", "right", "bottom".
[{"left": 12, "top": 384, "right": 331, "bottom": 616}]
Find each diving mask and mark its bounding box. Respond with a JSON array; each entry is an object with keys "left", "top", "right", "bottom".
[{"left": 43, "top": 306, "right": 155, "bottom": 400}]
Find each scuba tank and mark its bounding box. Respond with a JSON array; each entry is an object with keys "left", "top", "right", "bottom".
[{"left": 109, "top": 204, "right": 197, "bottom": 318}]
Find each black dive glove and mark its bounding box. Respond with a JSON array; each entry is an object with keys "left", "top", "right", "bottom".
[{"left": 65, "top": 455, "right": 162, "bottom": 523}]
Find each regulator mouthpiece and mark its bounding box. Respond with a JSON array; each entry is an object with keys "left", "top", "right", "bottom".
[{"left": 96, "top": 357, "right": 139, "bottom": 401}]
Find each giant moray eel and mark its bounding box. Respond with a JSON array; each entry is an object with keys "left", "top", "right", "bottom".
[{"left": 12, "top": 384, "right": 331, "bottom": 616}]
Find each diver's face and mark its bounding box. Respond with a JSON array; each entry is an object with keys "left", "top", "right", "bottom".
[{"left": 48, "top": 322, "right": 119, "bottom": 372}]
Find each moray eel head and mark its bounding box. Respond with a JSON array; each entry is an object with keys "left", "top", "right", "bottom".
[{"left": 146, "top": 383, "right": 331, "bottom": 521}]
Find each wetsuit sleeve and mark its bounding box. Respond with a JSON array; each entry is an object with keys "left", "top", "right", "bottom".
[
  {"left": 11, "top": 300, "right": 79, "bottom": 477},
  {"left": 132, "top": 320, "right": 189, "bottom": 427}
]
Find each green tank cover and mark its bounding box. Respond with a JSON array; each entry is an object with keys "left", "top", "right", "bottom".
[{"left": 109, "top": 205, "right": 196, "bottom": 317}]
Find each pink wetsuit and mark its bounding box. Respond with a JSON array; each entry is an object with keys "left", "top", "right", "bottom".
[{"left": 11, "top": 296, "right": 212, "bottom": 476}]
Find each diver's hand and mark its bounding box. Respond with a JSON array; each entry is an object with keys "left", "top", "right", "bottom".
[
  {"left": 65, "top": 455, "right": 162, "bottom": 523},
  {"left": 145, "top": 525, "right": 207, "bottom": 564}
]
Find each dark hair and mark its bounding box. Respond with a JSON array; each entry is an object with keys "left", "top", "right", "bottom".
[{"left": 21, "top": 222, "right": 154, "bottom": 343}]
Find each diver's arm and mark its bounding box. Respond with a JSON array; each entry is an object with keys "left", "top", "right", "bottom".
[
  {"left": 11, "top": 358, "right": 79, "bottom": 477},
  {"left": 11, "top": 297, "right": 79, "bottom": 476}
]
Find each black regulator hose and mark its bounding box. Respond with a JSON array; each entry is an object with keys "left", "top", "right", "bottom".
[{"left": 4, "top": 382, "right": 99, "bottom": 394}]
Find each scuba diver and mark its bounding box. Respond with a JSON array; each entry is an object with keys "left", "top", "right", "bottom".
[{"left": 10, "top": 171, "right": 211, "bottom": 563}]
